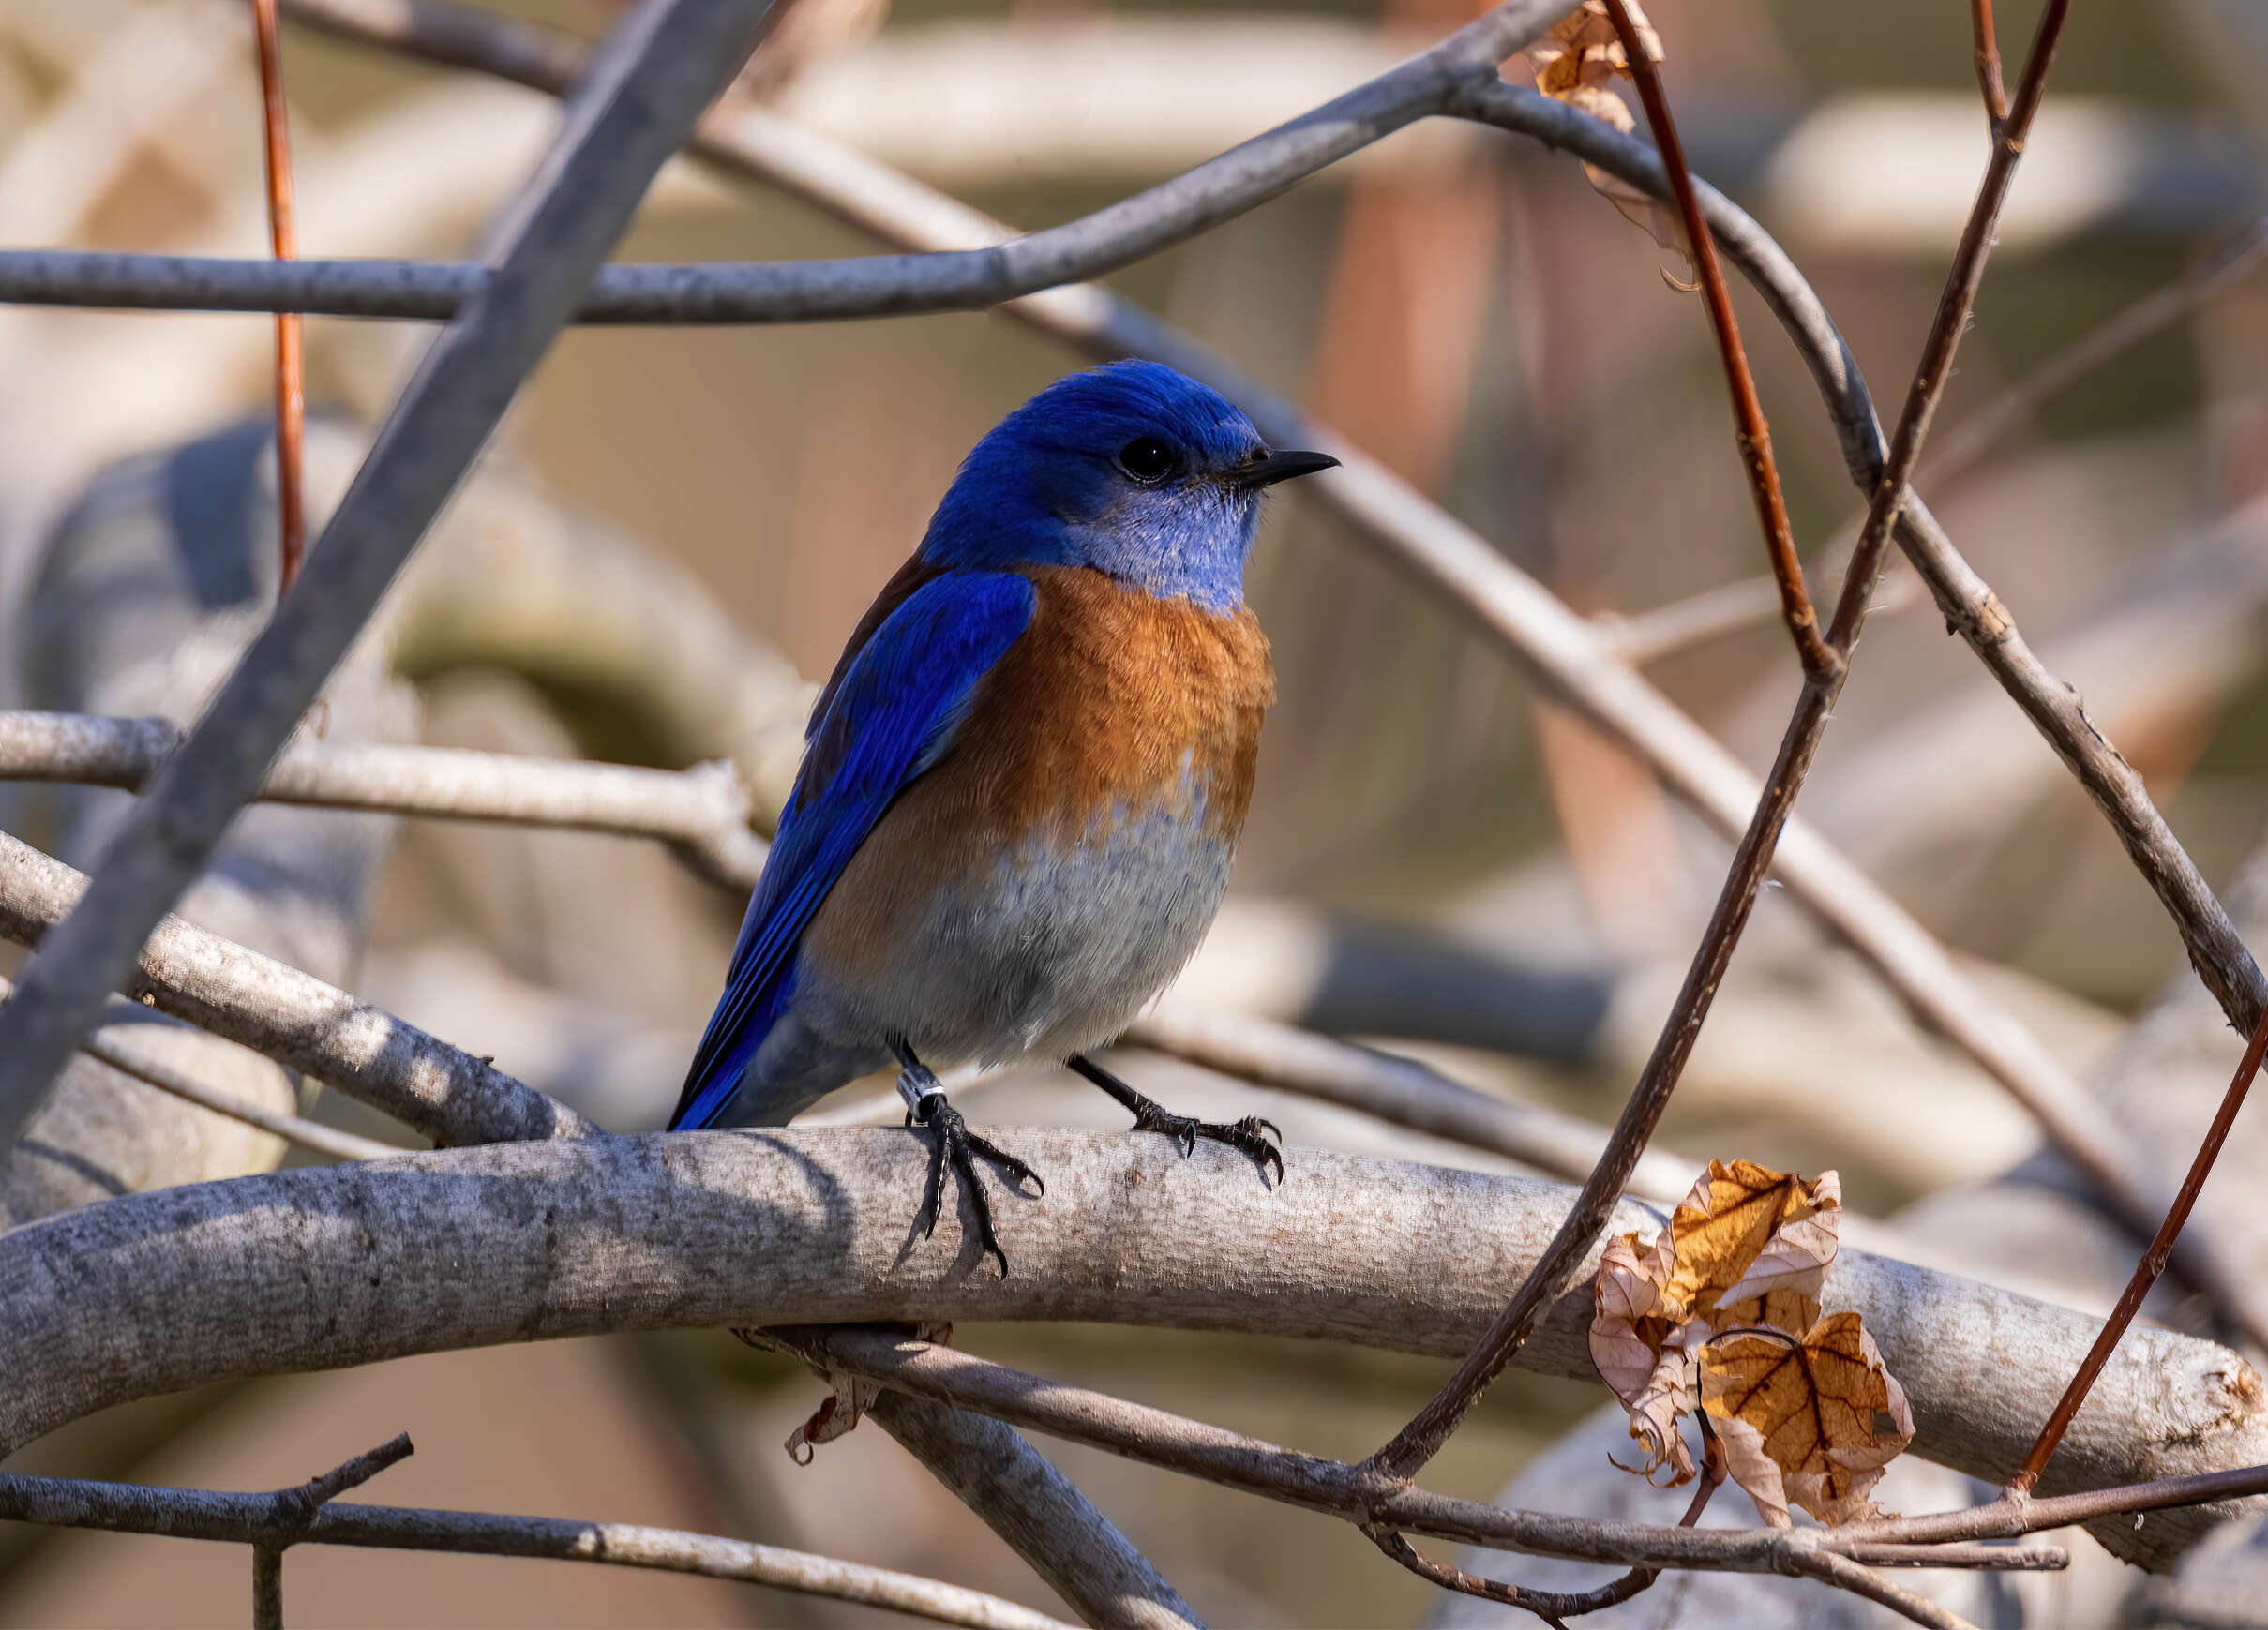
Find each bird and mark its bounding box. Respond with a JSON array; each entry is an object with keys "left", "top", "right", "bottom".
[{"left": 668, "top": 360, "right": 1338, "bottom": 1271}]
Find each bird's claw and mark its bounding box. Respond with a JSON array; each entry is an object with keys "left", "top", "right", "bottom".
[
  {"left": 910, "top": 1097, "right": 1044, "bottom": 1276},
  {"left": 1131, "top": 1105, "right": 1284, "bottom": 1186}
]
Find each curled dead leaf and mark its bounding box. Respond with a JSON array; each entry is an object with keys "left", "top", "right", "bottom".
[
  {"left": 1592, "top": 1230, "right": 1700, "bottom": 1483},
  {"left": 1523, "top": 1, "right": 1691, "bottom": 283},
  {"left": 1591, "top": 1229, "right": 1677, "bottom": 1401},
  {"left": 781, "top": 1320, "right": 952, "bottom": 1463},
  {"left": 1619, "top": 1331, "right": 1705, "bottom": 1485},
  {"left": 786, "top": 1372, "right": 878, "bottom": 1465},
  {"left": 1701, "top": 1311, "right": 1915, "bottom": 1526}
]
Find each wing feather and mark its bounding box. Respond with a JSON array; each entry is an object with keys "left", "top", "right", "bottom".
[{"left": 668, "top": 570, "right": 1036, "bottom": 1129}]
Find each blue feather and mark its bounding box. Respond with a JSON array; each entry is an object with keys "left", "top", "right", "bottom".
[{"left": 668, "top": 571, "right": 1037, "bottom": 1129}]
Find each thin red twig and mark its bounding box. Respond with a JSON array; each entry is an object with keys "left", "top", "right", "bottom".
[
  {"left": 1364, "top": 0, "right": 2076, "bottom": 1487},
  {"left": 1970, "top": 0, "right": 2010, "bottom": 130},
  {"left": 250, "top": 0, "right": 307, "bottom": 596},
  {"left": 2010, "top": 1001, "right": 2268, "bottom": 1494},
  {"left": 1600, "top": 0, "right": 1835, "bottom": 683}
]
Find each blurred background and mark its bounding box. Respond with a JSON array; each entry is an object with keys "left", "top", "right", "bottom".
[{"left": 2, "top": 0, "right": 2268, "bottom": 1623}]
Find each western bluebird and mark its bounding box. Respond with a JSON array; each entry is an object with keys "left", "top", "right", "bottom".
[{"left": 668, "top": 361, "right": 1336, "bottom": 1270}]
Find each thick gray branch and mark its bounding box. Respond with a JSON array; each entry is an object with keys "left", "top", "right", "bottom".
[
  {"left": 0, "top": 1129, "right": 2258, "bottom": 1569},
  {"left": 0, "top": 0, "right": 778, "bottom": 1146}
]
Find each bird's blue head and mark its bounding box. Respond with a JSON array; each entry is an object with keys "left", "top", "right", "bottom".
[{"left": 919, "top": 361, "right": 1337, "bottom": 612}]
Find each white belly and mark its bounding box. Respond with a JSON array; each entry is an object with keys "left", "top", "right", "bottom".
[{"left": 810, "top": 803, "right": 1235, "bottom": 1067}]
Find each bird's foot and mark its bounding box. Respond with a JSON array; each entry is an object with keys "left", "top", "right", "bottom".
[
  {"left": 908, "top": 1093, "right": 1044, "bottom": 1277},
  {"left": 1130, "top": 1102, "right": 1284, "bottom": 1187},
  {"left": 1065, "top": 1053, "right": 1286, "bottom": 1187}
]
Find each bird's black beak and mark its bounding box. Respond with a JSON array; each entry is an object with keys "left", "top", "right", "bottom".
[{"left": 1230, "top": 448, "right": 1341, "bottom": 488}]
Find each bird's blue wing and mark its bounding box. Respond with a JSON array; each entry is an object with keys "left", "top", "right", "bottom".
[{"left": 669, "top": 570, "right": 1037, "bottom": 1130}]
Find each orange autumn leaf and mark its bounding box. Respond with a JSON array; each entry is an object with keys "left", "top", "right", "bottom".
[
  {"left": 1665, "top": 1160, "right": 1840, "bottom": 1321},
  {"left": 1701, "top": 1311, "right": 1915, "bottom": 1527},
  {"left": 1589, "top": 1160, "right": 1902, "bottom": 1518}
]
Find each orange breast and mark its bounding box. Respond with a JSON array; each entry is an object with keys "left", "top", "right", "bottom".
[
  {"left": 968, "top": 563, "right": 1275, "bottom": 843},
  {"left": 802, "top": 562, "right": 1274, "bottom": 979}
]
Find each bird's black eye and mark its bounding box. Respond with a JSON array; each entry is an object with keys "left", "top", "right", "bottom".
[{"left": 1116, "top": 437, "right": 1179, "bottom": 484}]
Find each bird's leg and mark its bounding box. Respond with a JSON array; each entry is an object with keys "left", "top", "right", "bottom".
[
  {"left": 1066, "top": 1053, "right": 1283, "bottom": 1186},
  {"left": 891, "top": 1039, "right": 1044, "bottom": 1276}
]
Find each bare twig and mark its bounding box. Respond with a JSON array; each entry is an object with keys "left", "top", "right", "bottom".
[
  {"left": 1787, "top": 7, "right": 2268, "bottom": 1074},
  {"left": 1820, "top": 0, "right": 2069, "bottom": 652},
  {"left": 0, "top": 972, "right": 402, "bottom": 1163},
  {"left": 1842, "top": 1464, "right": 2268, "bottom": 1547},
  {"left": 0, "top": 830, "right": 589, "bottom": 1146},
  {"left": 1970, "top": 0, "right": 2009, "bottom": 130},
  {"left": 0, "top": 0, "right": 780, "bottom": 1154},
  {"left": 1477, "top": 85, "right": 2268, "bottom": 1089},
  {"left": 2013, "top": 1001, "right": 2268, "bottom": 1495},
  {"left": 1366, "top": 1428, "right": 1727, "bottom": 1625},
  {"left": 1368, "top": 0, "right": 2080, "bottom": 1484},
  {"left": 0, "top": 0, "right": 1567, "bottom": 326},
  {"left": 252, "top": 1544, "right": 282, "bottom": 1630},
  {"left": 1594, "top": 568, "right": 1926, "bottom": 666},
  {"left": 803, "top": 1326, "right": 2268, "bottom": 1566},
  {"left": 1370, "top": 1528, "right": 1651, "bottom": 1627},
  {"left": 1451, "top": 82, "right": 2268, "bottom": 1343},
  {"left": 255, "top": 1433, "right": 413, "bottom": 1630},
  {"left": 1921, "top": 210, "right": 2268, "bottom": 489},
  {"left": 0, "top": 1454, "right": 1072, "bottom": 1630},
  {"left": 759, "top": 1327, "right": 2057, "bottom": 1583},
  {"left": 286, "top": 1434, "right": 418, "bottom": 1514},
  {"left": 1891, "top": 495, "right": 2268, "bottom": 1040},
  {"left": 0, "top": 711, "right": 768, "bottom": 890},
  {"left": 250, "top": 0, "right": 307, "bottom": 594},
  {"left": 1600, "top": 0, "right": 1832, "bottom": 682}
]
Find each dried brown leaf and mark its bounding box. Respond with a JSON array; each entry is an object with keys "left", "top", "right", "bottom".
[
  {"left": 1619, "top": 1340, "right": 1702, "bottom": 1485},
  {"left": 1713, "top": 1168, "right": 1840, "bottom": 1314},
  {"left": 1701, "top": 1311, "right": 1915, "bottom": 1526},
  {"left": 1525, "top": 2, "right": 1690, "bottom": 282},
  {"left": 1590, "top": 1229, "right": 1675, "bottom": 1400},
  {"left": 1592, "top": 1161, "right": 1897, "bottom": 1502},
  {"left": 785, "top": 1372, "right": 878, "bottom": 1464},
  {"left": 782, "top": 1320, "right": 949, "bottom": 1463},
  {"left": 1666, "top": 1160, "right": 1839, "bottom": 1323},
  {"left": 1591, "top": 1230, "right": 1699, "bottom": 1482},
  {"left": 1527, "top": 0, "right": 1660, "bottom": 94}
]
